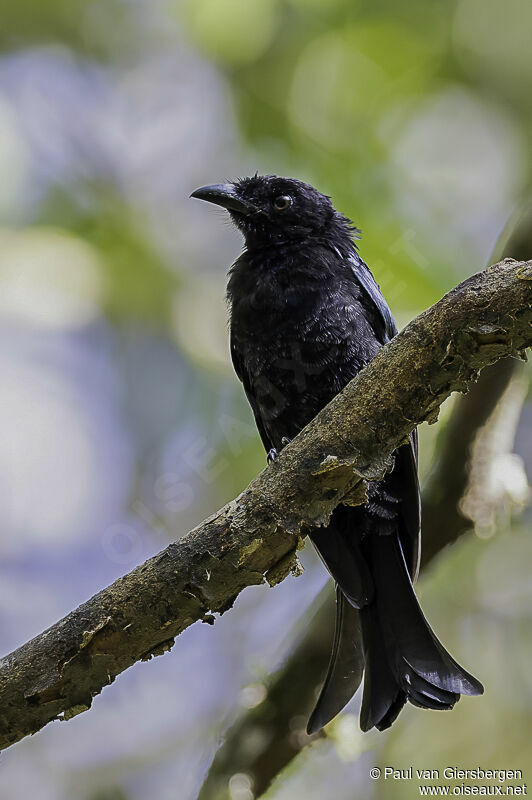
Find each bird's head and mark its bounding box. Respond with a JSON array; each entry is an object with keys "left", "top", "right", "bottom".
[{"left": 191, "top": 174, "right": 353, "bottom": 248}]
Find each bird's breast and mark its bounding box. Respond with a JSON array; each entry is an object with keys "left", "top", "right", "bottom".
[{"left": 230, "top": 286, "right": 377, "bottom": 445}]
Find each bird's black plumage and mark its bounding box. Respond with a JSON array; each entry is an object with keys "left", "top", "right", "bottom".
[{"left": 191, "top": 174, "right": 483, "bottom": 732}]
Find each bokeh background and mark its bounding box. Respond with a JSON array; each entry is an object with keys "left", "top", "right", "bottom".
[{"left": 0, "top": 1, "right": 531, "bottom": 798}]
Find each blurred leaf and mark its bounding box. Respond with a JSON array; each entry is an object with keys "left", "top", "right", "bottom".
[
  {"left": 41, "top": 185, "right": 179, "bottom": 325},
  {"left": 454, "top": 0, "right": 532, "bottom": 107},
  {"left": 0, "top": 0, "right": 132, "bottom": 56},
  {"left": 180, "top": 0, "right": 281, "bottom": 65}
]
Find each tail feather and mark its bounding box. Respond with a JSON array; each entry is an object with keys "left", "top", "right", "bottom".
[
  {"left": 359, "top": 602, "right": 405, "bottom": 732},
  {"left": 307, "top": 586, "right": 364, "bottom": 734},
  {"left": 408, "top": 688, "right": 456, "bottom": 710},
  {"left": 375, "top": 692, "right": 407, "bottom": 731},
  {"left": 406, "top": 669, "right": 459, "bottom": 707},
  {"left": 366, "top": 532, "right": 483, "bottom": 695},
  {"left": 310, "top": 516, "right": 373, "bottom": 608},
  {"left": 358, "top": 530, "right": 483, "bottom": 731},
  {"left": 307, "top": 513, "right": 483, "bottom": 734}
]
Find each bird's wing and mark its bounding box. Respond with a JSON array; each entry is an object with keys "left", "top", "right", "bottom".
[
  {"left": 348, "top": 252, "right": 421, "bottom": 580},
  {"left": 348, "top": 253, "right": 398, "bottom": 342},
  {"left": 230, "top": 336, "right": 274, "bottom": 452}
]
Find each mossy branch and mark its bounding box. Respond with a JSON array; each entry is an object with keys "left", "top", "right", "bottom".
[{"left": 0, "top": 258, "right": 530, "bottom": 751}]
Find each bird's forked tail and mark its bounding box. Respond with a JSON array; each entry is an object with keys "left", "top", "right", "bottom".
[{"left": 358, "top": 531, "right": 483, "bottom": 731}]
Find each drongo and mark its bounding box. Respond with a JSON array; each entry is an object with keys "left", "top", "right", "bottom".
[{"left": 191, "top": 174, "right": 483, "bottom": 732}]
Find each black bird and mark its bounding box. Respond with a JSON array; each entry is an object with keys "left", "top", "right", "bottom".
[{"left": 191, "top": 174, "right": 483, "bottom": 732}]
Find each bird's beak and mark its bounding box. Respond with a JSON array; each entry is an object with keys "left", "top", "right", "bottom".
[{"left": 190, "top": 183, "right": 257, "bottom": 216}]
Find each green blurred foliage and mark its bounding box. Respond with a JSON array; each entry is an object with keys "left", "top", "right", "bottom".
[
  {"left": 182, "top": 0, "right": 282, "bottom": 65},
  {"left": 43, "top": 189, "right": 180, "bottom": 325},
  {"left": 176, "top": 0, "right": 532, "bottom": 317},
  {"left": 0, "top": 0, "right": 131, "bottom": 56},
  {"left": 0, "top": 0, "right": 530, "bottom": 798}
]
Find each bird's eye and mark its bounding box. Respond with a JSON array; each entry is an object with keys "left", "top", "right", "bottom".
[{"left": 273, "top": 195, "right": 292, "bottom": 211}]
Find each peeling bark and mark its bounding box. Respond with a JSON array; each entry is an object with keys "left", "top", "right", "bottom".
[{"left": 0, "top": 258, "right": 530, "bottom": 751}]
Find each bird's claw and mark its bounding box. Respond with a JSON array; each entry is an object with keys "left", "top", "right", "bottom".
[
  {"left": 267, "top": 438, "right": 291, "bottom": 464},
  {"left": 267, "top": 448, "right": 278, "bottom": 464}
]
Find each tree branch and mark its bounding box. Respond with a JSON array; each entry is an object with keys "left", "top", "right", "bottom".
[
  {"left": 420, "top": 196, "right": 532, "bottom": 563},
  {"left": 199, "top": 206, "right": 532, "bottom": 799},
  {"left": 0, "top": 258, "right": 530, "bottom": 751},
  {"left": 199, "top": 205, "right": 532, "bottom": 798},
  {"left": 198, "top": 356, "right": 529, "bottom": 800},
  {"left": 420, "top": 356, "right": 519, "bottom": 566}
]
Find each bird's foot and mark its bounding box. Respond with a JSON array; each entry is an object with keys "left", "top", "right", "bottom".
[
  {"left": 267, "top": 438, "right": 291, "bottom": 464},
  {"left": 267, "top": 448, "right": 278, "bottom": 464}
]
